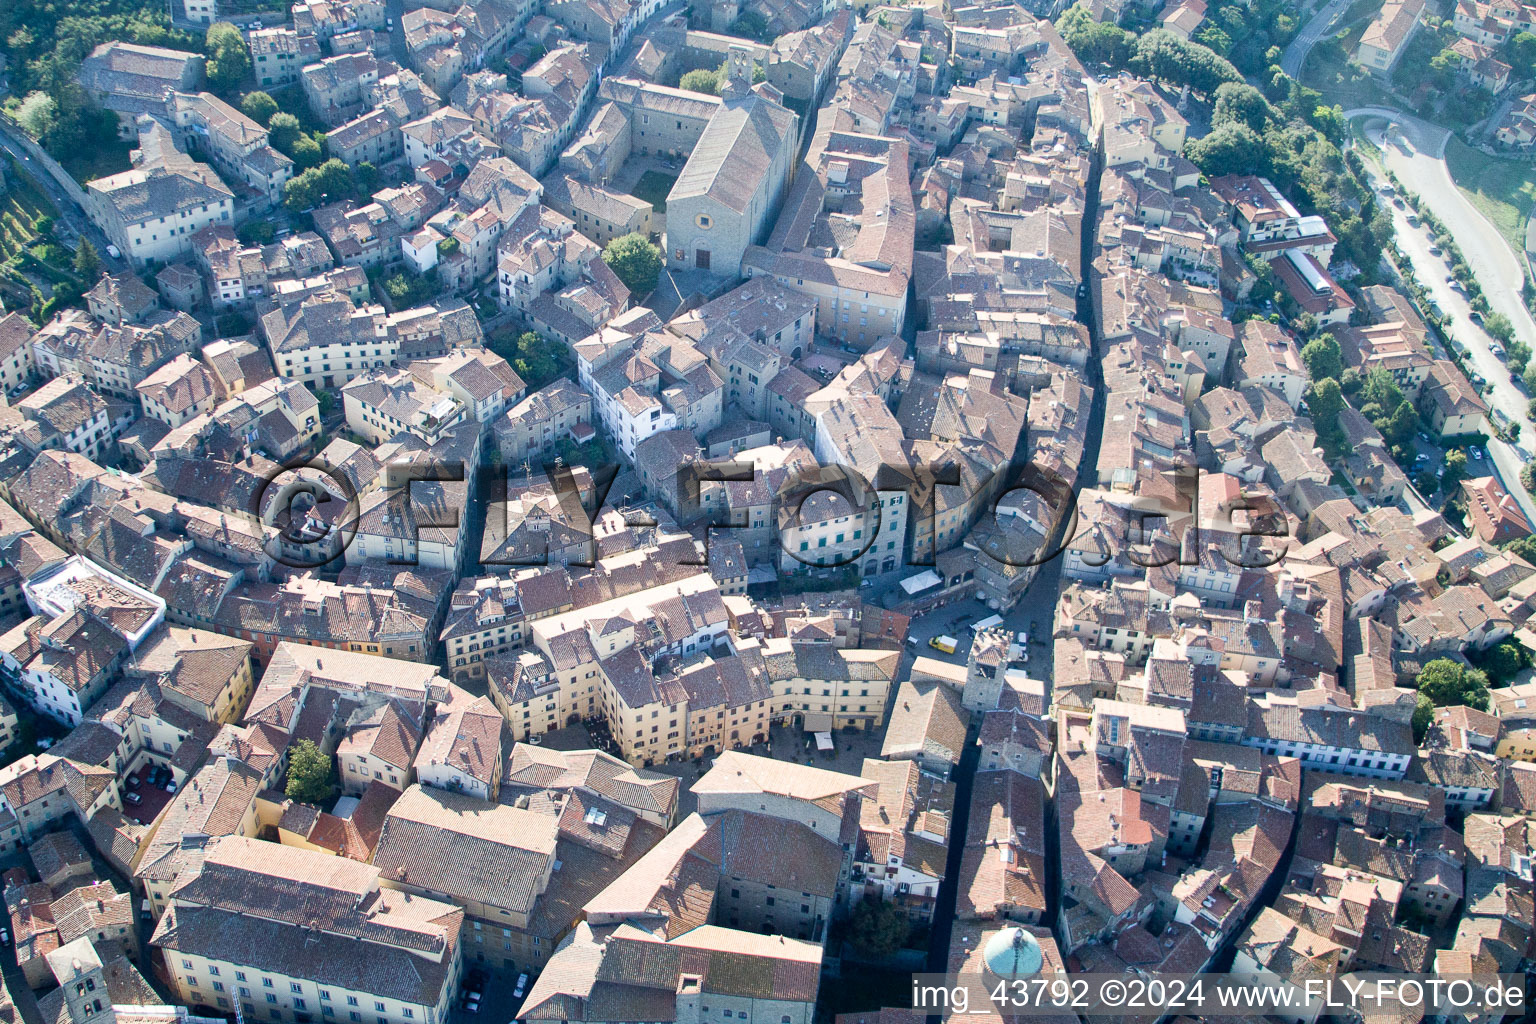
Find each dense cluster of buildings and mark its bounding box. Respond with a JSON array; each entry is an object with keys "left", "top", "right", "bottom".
[{"left": 1, "top": 0, "right": 1534, "bottom": 1020}]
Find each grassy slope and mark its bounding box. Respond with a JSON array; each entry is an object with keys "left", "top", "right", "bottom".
[{"left": 1443, "top": 135, "right": 1536, "bottom": 258}]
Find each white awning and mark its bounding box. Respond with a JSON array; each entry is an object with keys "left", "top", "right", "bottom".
[
  {"left": 815, "top": 732, "right": 834, "bottom": 751},
  {"left": 900, "top": 569, "right": 942, "bottom": 595}
]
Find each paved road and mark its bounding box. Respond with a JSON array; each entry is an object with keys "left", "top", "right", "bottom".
[
  {"left": 1350, "top": 109, "right": 1536, "bottom": 522},
  {"left": 1281, "top": 0, "right": 1350, "bottom": 78},
  {"left": 0, "top": 121, "right": 127, "bottom": 277}
]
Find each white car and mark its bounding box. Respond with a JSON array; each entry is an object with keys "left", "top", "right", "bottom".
[
  {"left": 514, "top": 973, "right": 530, "bottom": 999},
  {"left": 105, "top": 244, "right": 121, "bottom": 259}
]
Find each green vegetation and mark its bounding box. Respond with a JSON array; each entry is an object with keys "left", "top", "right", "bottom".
[
  {"left": 1301, "top": 333, "right": 1343, "bottom": 383},
  {"left": 0, "top": 163, "right": 60, "bottom": 264},
  {"left": 1184, "top": 91, "right": 1391, "bottom": 275},
  {"left": 679, "top": 61, "right": 728, "bottom": 95},
  {"left": 72, "top": 238, "right": 100, "bottom": 282},
  {"left": 204, "top": 22, "right": 250, "bottom": 96},
  {"left": 1306, "top": 377, "right": 1346, "bottom": 455},
  {"left": 602, "top": 232, "right": 663, "bottom": 297},
  {"left": 1442, "top": 136, "right": 1536, "bottom": 257},
  {"left": 283, "top": 158, "right": 354, "bottom": 212},
  {"left": 1470, "top": 640, "right": 1531, "bottom": 686},
  {"left": 845, "top": 898, "right": 911, "bottom": 957},
  {"left": 285, "top": 738, "right": 335, "bottom": 804},
  {"left": 240, "top": 90, "right": 279, "bottom": 126},
  {"left": 378, "top": 267, "right": 438, "bottom": 308},
  {"left": 1416, "top": 657, "right": 1491, "bottom": 712},
  {"left": 1299, "top": 22, "right": 1392, "bottom": 111},
  {"left": 215, "top": 311, "right": 252, "bottom": 336},
  {"left": 488, "top": 329, "right": 572, "bottom": 391},
  {"left": 1059, "top": 4, "right": 1390, "bottom": 277},
  {"left": 727, "top": 10, "right": 770, "bottom": 40},
  {"left": 1411, "top": 692, "right": 1434, "bottom": 744},
  {"left": 237, "top": 220, "right": 275, "bottom": 246},
  {"left": 1060, "top": 0, "right": 1296, "bottom": 79},
  {"left": 629, "top": 170, "right": 677, "bottom": 213},
  {"left": 1353, "top": 368, "right": 1419, "bottom": 458},
  {"left": 0, "top": 0, "right": 200, "bottom": 177}
]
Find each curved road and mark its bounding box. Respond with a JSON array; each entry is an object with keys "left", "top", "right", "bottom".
[
  {"left": 1347, "top": 106, "right": 1536, "bottom": 522},
  {"left": 1281, "top": 0, "right": 1350, "bottom": 78}
]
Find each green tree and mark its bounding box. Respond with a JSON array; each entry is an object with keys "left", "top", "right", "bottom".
[
  {"left": 1310, "top": 104, "right": 1346, "bottom": 144},
  {"left": 1416, "top": 658, "right": 1491, "bottom": 711},
  {"left": 205, "top": 23, "right": 251, "bottom": 96},
  {"left": 1055, "top": 4, "right": 1132, "bottom": 65},
  {"left": 290, "top": 133, "right": 323, "bottom": 170},
  {"left": 602, "top": 232, "right": 662, "bottom": 296},
  {"left": 1212, "top": 82, "right": 1272, "bottom": 133},
  {"left": 268, "top": 112, "right": 303, "bottom": 153},
  {"left": 489, "top": 330, "right": 568, "bottom": 390},
  {"left": 1486, "top": 311, "right": 1515, "bottom": 344},
  {"left": 679, "top": 68, "right": 721, "bottom": 94},
  {"left": 16, "top": 91, "right": 58, "bottom": 140},
  {"left": 1411, "top": 693, "right": 1434, "bottom": 745},
  {"left": 1481, "top": 641, "right": 1527, "bottom": 685},
  {"left": 1360, "top": 368, "right": 1406, "bottom": 416},
  {"left": 72, "top": 238, "right": 100, "bottom": 282},
  {"left": 238, "top": 220, "right": 275, "bottom": 245},
  {"left": 240, "top": 90, "right": 278, "bottom": 126},
  {"left": 1185, "top": 122, "right": 1267, "bottom": 178},
  {"left": 1508, "top": 30, "right": 1536, "bottom": 70},
  {"left": 285, "top": 738, "right": 334, "bottom": 803},
  {"left": 1301, "top": 333, "right": 1342, "bottom": 382},
  {"left": 382, "top": 269, "right": 434, "bottom": 307},
  {"left": 283, "top": 173, "right": 320, "bottom": 212},
  {"left": 1429, "top": 49, "right": 1460, "bottom": 89},
  {"left": 1508, "top": 338, "right": 1532, "bottom": 375},
  {"left": 1304, "top": 378, "right": 1344, "bottom": 433},
  {"left": 846, "top": 897, "right": 909, "bottom": 957},
  {"left": 314, "top": 158, "right": 351, "bottom": 199},
  {"left": 1506, "top": 534, "right": 1536, "bottom": 562},
  {"left": 1442, "top": 448, "right": 1469, "bottom": 490},
  {"left": 728, "top": 10, "right": 769, "bottom": 39},
  {"left": 355, "top": 160, "right": 381, "bottom": 195},
  {"left": 1378, "top": 399, "right": 1418, "bottom": 450}
]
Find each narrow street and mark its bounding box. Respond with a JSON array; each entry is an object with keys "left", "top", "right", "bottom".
[
  {"left": 922, "top": 114, "right": 1109, "bottom": 976},
  {"left": 0, "top": 120, "right": 128, "bottom": 278}
]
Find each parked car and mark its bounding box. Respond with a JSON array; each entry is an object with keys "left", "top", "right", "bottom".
[
  {"left": 514, "top": 974, "right": 530, "bottom": 999},
  {"left": 165, "top": 780, "right": 178, "bottom": 794},
  {"left": 1471, "top": 446, "right": 1485, "bottom": 460},
  {"left": 125, "top": 792, "right": 141, "bottom": 805},
  {"left": 105, "top": 244, "right": 122, "bottom": 259}
]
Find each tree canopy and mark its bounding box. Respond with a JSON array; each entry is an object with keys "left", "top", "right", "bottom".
[
  {"left": 846, "top": 897, "right": 909, "bottom": 957},
  {"left": 205, "top": 22, "right": 251, "bottom": 96},
  {"left": 240, "top": 90, "right": 278, "bottom": 126},
  {"left": 602, "top": 232, "right": 662, "bottom": 297},
  {"left": 1301, "top": 333, "right": 1343, "bottom": 383},
  {"left": 679, "top": 67, "right": 723, "bottom": 95},
  {"left": 1416, "top": 658, "right": 1491, "bottom": 712},
  {"left": 489, "top": 330, "right": 569, "bottom": 392},
  {"left": 73, "top": 238, "right": 101, "bottom": 282},
  {"left": 285, "top": 739, "right": 334, "bottom": 803}
]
